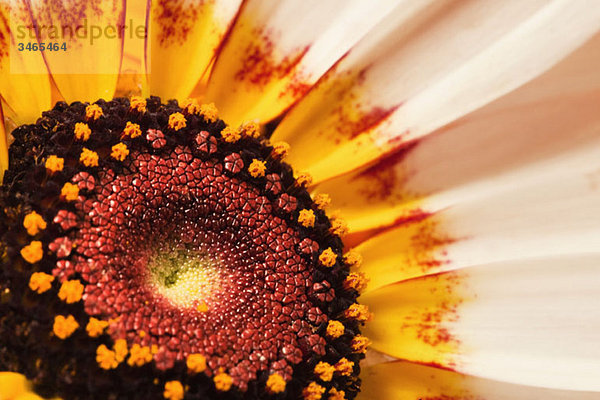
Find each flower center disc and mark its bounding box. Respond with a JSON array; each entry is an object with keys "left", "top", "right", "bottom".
[{"left": 0, "top": 97, "right": 369, "bottom": 400}]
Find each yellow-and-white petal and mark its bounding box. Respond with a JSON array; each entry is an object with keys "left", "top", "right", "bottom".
[
  {"left": 315, "top": 28, "right": 600, "bottom": 235},
  {"left": 362, "top": 255, "right": 600, "bottom": 391},
  {"left": 204, "top": 0, "right": 400, "bottom": 126},
  {"left": 275, "top": 0, "right": 600, "bottom": 183},
  {"left": 360, "top": 361, "right": 600, "bottom": 400}
]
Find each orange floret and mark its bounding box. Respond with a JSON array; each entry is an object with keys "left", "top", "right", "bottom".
[
  {"left": 303, "top": 382, "right": 325, "bottom": 400},
  {"left": 122, "top": 121, "right": 142, "bottom": 139},
  {"left": 129, "top": 96, "right": 147, "bottom": 113},
  {"left": 29, "top": 272, "right": 54, "bottom": 293},
  {"left": 168, "top": 112, "right": 187, "bottom": 131},
  {"left": 58, "top": 280, "right": 84, "bottom": 303},
  {"left": 298, "top": 209, "right": 316, "bottom": 228},
  {"left": 350, "top": 335, "right": 371, "bottom": 354},
  {"left": 85, "top": 104, "right": 103, "bottom": 120},
  {"left": 23, "top": 211, "right": 46, "bottom": 235},
  {"left": 128, "top": 344, "right": 153, "bottom": 367},
  {"left": 314, "top": 361, "right": 335, "bottom": 382},
  {"left": 111, "top": 142, "right": 129, "bottom": 161},
  {"left": 80, "top": 147, "right": 99, "bottom": 167},
  {"left": 74, "top": 122, "right": 91, "bottom": 141},
  {"left": 45, "top": 155, "right": 64, "bottom": 173},
  {"left": 21, "top": 241, "right": 43, "bottom": 264},
  {"left": 325, "top": 320, "right": 345, "bottom": 339},
  {"left": 96, "top": 344, "right": 118, "bottom": 370},
  {"left": 186, "top": 353, "right": 206, "bottom": 373},
  {"left": 319, "top": 248, "right": 337, "bottom": 267},
  {"left": 334, "top": 358, "right": 354, "bottom": 376},
  {"left": 163, "top": 381, "right": 184, "bottom": 400},
  {"left": 61, "top": 182, "right": 79, "bottom": 201},
  {"left": 266, "top": 373, "right": 286, "bottom": 394},
  {"left": 86, "top": 317, "right": 109, "bottom": 337},
  {"left": 271, "top": 141, "right": 290, "bottom": 159},
  {"left": 213, "top": 371, "right": 233, "bottom": 391},
  {"left": 53, "top": 315, "right": 79, "bottom": 339},
  {"left": 221, "top": 126, "right": 241, "bottom": 143},
  {"left": 344, "top": 304, "right": 371, "bottom": 322},
  {"left": 248, "top": 159, "right": 267, "bottom": 178},
  {"left": 199, "top": 103, "right": 219, "bottom": 122}
]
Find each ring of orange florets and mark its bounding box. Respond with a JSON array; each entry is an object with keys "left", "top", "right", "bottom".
[{"left": 0, "top": 97, "right": 370, "bottom": 400}]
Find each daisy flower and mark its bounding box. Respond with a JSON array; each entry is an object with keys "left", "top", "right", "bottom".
[{"left": 1, "top": 1, "right": 600, "bottom": 399}]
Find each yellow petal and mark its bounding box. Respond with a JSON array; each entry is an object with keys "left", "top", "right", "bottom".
[
  {"left": 115, "top": 0, "right": 147, "bottom": 97},
  {"left": 353, "top": 215, "right": 454, "bottom": 294},
  {"left": 27, "top": 0, "right": 126, "bottom": 102},
  {"left": 0, "top": 1, "right": 51, "bottom": 125},
  {"left": 0, "top": 372, "right": 29, "bottom": 399},
  {"left": 205, "top": 0, "right": 398, "bottom": 126},
  {"left": 359, "top": 361, "right": 600, "bottom": 400},
  {"left": 0, "top": 103, "right": 8, "bottom": 178},
  {"left": 311, "top": 144, "right": 422, "bottom": 234},
  {"left": 145, "top": 0, "right": 242, "bottom": 102},
  {"left": 361, "top": 272, "right": 467, "bottom": 369}
]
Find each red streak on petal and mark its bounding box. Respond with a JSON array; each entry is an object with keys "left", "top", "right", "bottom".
[
  {"left": 153, "top": 0, "right": 208, "bottom": 46},
  {"left": 234, "top": 28, "right": 309, "bottom": 88},
  {"left": 353, "top": 141, "right": 418, "bottom": 202},
  {"left": 0, "top": 4, "right": 8, "bottom": 60}
]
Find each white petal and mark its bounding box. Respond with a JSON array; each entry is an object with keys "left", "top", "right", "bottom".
[
  {"left": 315, "top": 29, "right": 600, "bottom": 235},
  {"left": 361, "top": 255, "right": 600, "bottom": 391},
  {"left": 274, "top": 0, "right": 600, "bottom": 182}
]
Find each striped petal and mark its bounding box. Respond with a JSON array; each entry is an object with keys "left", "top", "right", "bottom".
[
  {"left": 361, "top": 255, "right": 600, "bottom": 391},
  {"left": 315, "top": 28, "right": 600, "bottom": 234},
  {"left": 204, "top": 0, "right": 399, "bottom": 126},
  {"left": 274, "top": 0, "right": 600, "bottom": 183},
  {"left": 0, "top": 0, "right": 51, "bottom": 126},
  {"left": 144, "top": 0, "right": 242, "bottom": 101},
  {"left": 27, "top": 0, "right": 125, "bottom": 103},
  {"left": 359, "top": 361, "right": 600, "bottom": 400}
]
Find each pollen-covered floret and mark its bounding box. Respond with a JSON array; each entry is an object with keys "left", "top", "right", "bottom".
[
  {"left": 23, "top": 211, "right": 46, "bottom": 236},
  {"left": 53, "top": 315, "right": 79, "bottom": 339},
  {"left": 86, "top": 104, "right": 103, "bottom": 120},
  {"left": 29, "top": 272, "right": 54, "bottom": 293}
]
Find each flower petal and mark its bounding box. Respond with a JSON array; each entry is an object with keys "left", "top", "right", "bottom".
[
  {"left": 0, "top": 1, "right": 51, "bottom": 125},
  {"left": 315, "top": 28, "right": 600, "bottom": 234},
  {"left": 115, "top": 0, "right": 147, "bottom": 97},
  {"left": 355, "top": 119, "right": 600, "bottom": 292},
  {"left": 204, "top": 0, "right": 399, "bottom": 126},
  {"left": 0, "top": 103, "right": 8, "bottom": 177},
  {"left": 144, "top": 0, "right": 242, "bottom": 101},
  {"left": 359, "top": 361, "right": 600, "bottom": 400},
  {"left": 0, "top": 372, "right": 29, "bottom": 399},
  {"left": 275, "top": 0, "right": 600, "bottom": 183},
  {"left": 361, "top": 255, "right": 600, "bottom": 391},
  {"left": 27, "top": 0, "right": 126, "bottom": 103}
]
